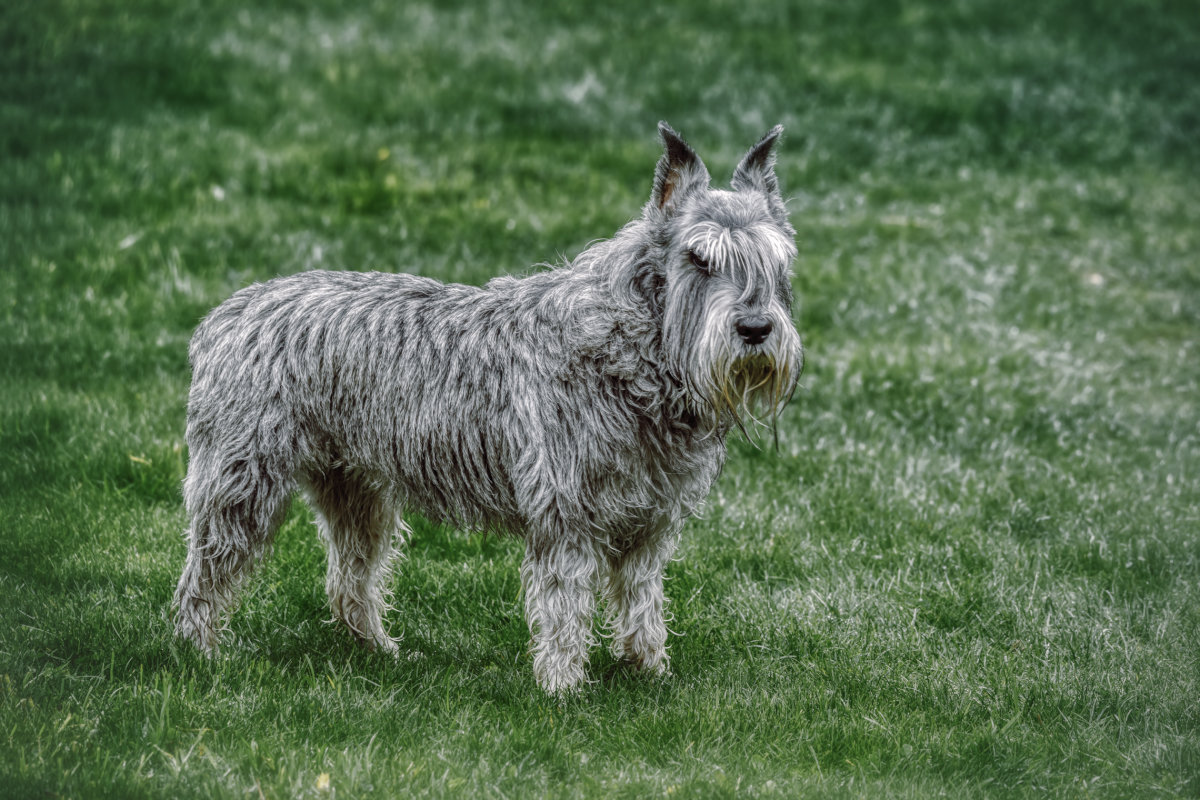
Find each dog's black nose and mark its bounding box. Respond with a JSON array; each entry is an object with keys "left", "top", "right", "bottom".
[{"left": 736, "top": 315, "right": 773, "bottom": 346}]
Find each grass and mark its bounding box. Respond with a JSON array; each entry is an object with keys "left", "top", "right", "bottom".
[{"left": 2, "top": 0, "right": 1198, "bottom": 797}]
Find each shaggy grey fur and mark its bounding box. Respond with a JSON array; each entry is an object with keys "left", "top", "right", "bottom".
[{"left": 173, "top": 123, "right": 803, "bottom": 693}]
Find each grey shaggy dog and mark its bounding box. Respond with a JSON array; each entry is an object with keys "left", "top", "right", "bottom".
[{"left": 174, "top": 123, "right": 803, "bottom": 693}]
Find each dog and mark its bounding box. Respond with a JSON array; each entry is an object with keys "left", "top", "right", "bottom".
[{"left": 173, "top": 122, "right": 802, "bottom": 693}]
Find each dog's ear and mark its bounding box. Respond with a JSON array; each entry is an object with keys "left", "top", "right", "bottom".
[
  {"left": 651, "top": 122, "right": 710, "bottom": 214},
  {"left": 732, "top": 125, "right": 783, "bottom": 199}
]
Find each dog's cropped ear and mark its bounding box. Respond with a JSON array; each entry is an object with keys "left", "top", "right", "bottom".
[
  {"left": 732, "top": 125, "right": 784, "bottom": 200},
  {"left": 651, "top": 122, "right": 710, "bottom": 215}
]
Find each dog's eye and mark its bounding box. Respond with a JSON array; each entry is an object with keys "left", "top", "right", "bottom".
[{"left": 689, "top": 251, "right": 710, "bottom": 271}]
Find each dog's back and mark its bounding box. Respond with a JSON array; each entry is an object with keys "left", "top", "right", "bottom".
[{"left": 186, "top": 270, "right": 529, "bottom": 531}]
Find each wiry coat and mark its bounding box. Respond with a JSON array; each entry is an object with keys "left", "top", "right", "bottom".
[{"left": 174, "top": 123, "right": 802, "bottom": 693}]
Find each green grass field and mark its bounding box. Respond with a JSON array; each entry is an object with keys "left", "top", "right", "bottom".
[{"left": 2, "top": 0, "right": 1198, "bottom": 797}]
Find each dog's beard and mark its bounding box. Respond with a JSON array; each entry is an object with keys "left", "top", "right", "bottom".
[
  {"left": 711, "top": 350, "right": 800, "bottom": 442},
  {"left": 689, "top": 317, "right": 802, "bottom": 442}
]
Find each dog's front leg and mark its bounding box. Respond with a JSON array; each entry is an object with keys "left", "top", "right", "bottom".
[
  {"left": 520, "top": 538, "right": 598, "bottom": 694},
  {"left": 604, "top": 530, "right": 677, "bottom": 675}
]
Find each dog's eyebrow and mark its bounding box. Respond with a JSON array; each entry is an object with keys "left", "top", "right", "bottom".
[{"left": 685, "top": 222, "right": 795, "bottom": 272}]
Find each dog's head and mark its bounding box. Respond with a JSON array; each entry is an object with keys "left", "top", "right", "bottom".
[{"left": 645, "top": 123, "right": 803, "bottom": 433}]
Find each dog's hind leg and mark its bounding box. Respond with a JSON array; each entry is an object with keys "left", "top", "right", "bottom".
[
  {"left": 174, "top": 451, "right": 293, "bottom": 653},
  {"left": 303, "top": 468, "right": 401, "bottom": 654}
]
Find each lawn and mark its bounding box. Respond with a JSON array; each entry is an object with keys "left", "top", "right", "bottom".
[{"left": 1, "top": 0, "right": 1198, "bottom": 797}]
